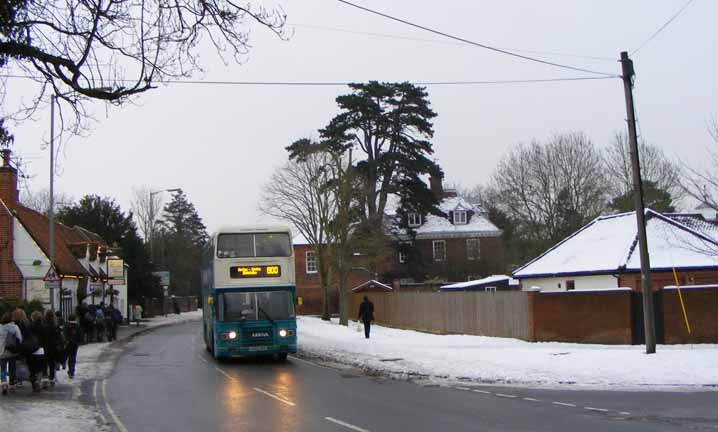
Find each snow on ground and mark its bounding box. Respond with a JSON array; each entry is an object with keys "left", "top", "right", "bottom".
[
  {"left": 0, "top": 310, "right": 203, "bottom": 430},
  {"left": 297, "top": 316, "right": 718, "bottom": 391}
]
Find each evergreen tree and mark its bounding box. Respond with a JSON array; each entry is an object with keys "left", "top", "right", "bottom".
[
  {"left": 57, "top": 195, "right": 159, "bottom": 301},
  {"left": 156, "top": 191, "right": 208, "bottom": 297},
  {"left": 609, "top": 181, "right": 676, "bottom": 214},
  {"left": 312, "top": 81, "right": 443, "bottom": 271}
]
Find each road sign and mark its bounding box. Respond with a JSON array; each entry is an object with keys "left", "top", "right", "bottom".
[
  {"left": 44, "top": 281, "right": 60, "bottom": 291},
  {"left": 153, "top": 271, "right": 170, "bottom": 287},
  {"left": 43, "top": 265, "right": 60, "bottom": 282},
  {"left": 107, "top": 258, "right": 125, "bottom": 280}
]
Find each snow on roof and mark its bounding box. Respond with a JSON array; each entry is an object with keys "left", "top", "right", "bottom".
[
  {"left": 513, "top": 209, "right": 718, "bottom": 279},
  {"left": 440, "top": 275, "right": 518, "bottom": 290}
]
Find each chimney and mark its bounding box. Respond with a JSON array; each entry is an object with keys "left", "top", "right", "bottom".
[
  {"left": 0, "top": 149, "right": 19, "bottom": 207},
  {"left": 429, "top": 169, "right": 444, "bottom": 201}
]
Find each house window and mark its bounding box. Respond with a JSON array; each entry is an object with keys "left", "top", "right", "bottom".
[
  {"left": 566, "top": 280, "right": 575, "bottom": 291},
  {"left": 466, "top": 238, "right": 480, "bottom": 260},
  {"left": 398, "top": 241, "right": 412, "bottom": 264},
  {"left": 432, "top": 240, "right": 446, "bottom": 262},
  {"left": 453, "top": 210, "right": 467, "bottom": 225},
  {"left": 408, "top": 213, "right": 422, "bottom": 227},
  {"left": 398, "top": 250, "right": 407, "bottom": 264},
  {"left": 305, "top": 251, "right": 317, "bottom": 274}
]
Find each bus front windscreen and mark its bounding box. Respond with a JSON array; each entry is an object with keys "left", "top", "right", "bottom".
[
  {"left": 219, "top": 291, "right": 295, "bottom": 322},
  {"left": 217, "top": 233, "right": 291, "bottom": 258}
]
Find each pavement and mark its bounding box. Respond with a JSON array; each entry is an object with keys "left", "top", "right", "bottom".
[
  {"left": 101, "top": 321, "right": 718, "bottom": 432},
  {"left": 0, "top": 312, "right": 202, "bottom": 432}
]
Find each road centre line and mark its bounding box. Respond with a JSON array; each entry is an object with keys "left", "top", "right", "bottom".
[
  {"left": 325, "top": 417, "right": 371, "bottom": 432},
  {"left": 456, "top": 386, "right": 470, "bottom": 390},
  {"left": 215, "top": 366, "right": 234, "bottom": 379},
  {"left": 523, "top": 397, "right": 541, "bottom": 402},
  {"left": 553, "top": 402, "right": 577, "bottom": 407},
  {"left": 102, "top": 379, "right": 130, "bottom": 432},
  {"left": 253, "top": 387, "right": 296, "bottom": 406},
  {"left": 471, "top": 389, "right": 491, "bottom": 394},
  {"left": 584, "top": 407, "right": 609, "bottom": 412},
  {"left": 495, "top": 393, "right": 518, "bottom": 399},
  {"left": 619, "top": 411, "right": 632, "bottom": 416}
]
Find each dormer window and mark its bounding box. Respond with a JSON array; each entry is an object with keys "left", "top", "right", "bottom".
[
  {"left": 453, "top": 210, "right": 467, "bottom": 225},
  {"left": 408, "top": 213, "right": 422, "bottom": 227}
]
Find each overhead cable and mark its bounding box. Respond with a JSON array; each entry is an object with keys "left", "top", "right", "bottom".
[
  {"left": 335, "top": 0, "right": 620, "bottom": 77},
  {"left": 631, "top": 0, "right": 696, "bottom": 55}
]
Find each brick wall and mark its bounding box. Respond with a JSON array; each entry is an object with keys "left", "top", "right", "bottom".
[
  {"left": 0, "top": 207, "right": 22, "bottom": 300},
  {"left": 663, "top": 286, "right": 718, "bottom": 344},
  {"left": 618, "top": 269, "right": 718, "bottom": 291},
  {"left": 528, "top": 289, "right": 633, "bottom": 344},
  {"left": 405, "top": 236, "right": 505, "bottom": 281}
]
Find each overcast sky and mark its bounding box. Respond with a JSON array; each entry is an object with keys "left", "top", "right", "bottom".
[{"left": 6, "top": 0, "right": 718, "bottom": 234}]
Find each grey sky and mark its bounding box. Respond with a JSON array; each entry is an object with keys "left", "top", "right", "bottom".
[{"left": 6, "top": 0, "right": 718, "bottom": 234}]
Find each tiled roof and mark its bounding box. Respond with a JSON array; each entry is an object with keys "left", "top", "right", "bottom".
[{"left": 13, "top": 205, "right": 88, "bottom": 276}]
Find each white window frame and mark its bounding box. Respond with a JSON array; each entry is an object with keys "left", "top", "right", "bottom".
[
  {"left": 408, "top": 213, "right": 422, "bottom": 227},
  {"left": 305, "top": 250, "right": 317, "bottom": 274},
  {"left": 432, "top": 240, "right": 446, "bottom": 262},
  {"left": 453, "top": 210, "right": 467, "bottom": 225},
  {"left": 466, "top": 238, "right": 480, "bottom": 260},
  {"left": 398, "top": 241, "right": 412, "bottom": 264}
]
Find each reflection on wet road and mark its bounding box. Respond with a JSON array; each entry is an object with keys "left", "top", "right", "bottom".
[{"left": 105, "top": 321, "right": 718, "bottom": 432}]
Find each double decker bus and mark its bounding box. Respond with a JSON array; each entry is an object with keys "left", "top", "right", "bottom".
[{"left": 201, "top": 226, "right": 297, "bottom": 360}]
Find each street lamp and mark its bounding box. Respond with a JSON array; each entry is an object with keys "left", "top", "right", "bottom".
[{"left": 148, "top": 188, "right": 182, "bottom": 262}]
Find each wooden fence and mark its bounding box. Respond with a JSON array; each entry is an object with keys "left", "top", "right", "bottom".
[{"left": 351, "top": 291, "right": 530, "bottom": 340}]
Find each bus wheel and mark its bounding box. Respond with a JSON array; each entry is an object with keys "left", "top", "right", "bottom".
[{"left": 276, "top": 353, "right": 288, "bottom": 361}]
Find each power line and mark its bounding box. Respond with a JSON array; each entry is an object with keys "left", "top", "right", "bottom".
[
  {"left": 290, "top": 23, "right": 616, "bottom": 62},
  {"left": 1, "top": 74, "right": 616, "bottom": 87},
  {"left": 631, "top": 0, "right": 696, "bottom": 55},
  {"left": 335, "top": 0, "right": 620, "bottom": 77}
]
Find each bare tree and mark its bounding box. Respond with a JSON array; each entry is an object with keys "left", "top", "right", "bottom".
[
  {"left": 131, "top": 186, "right": 164, "bottom": 241},
  {"left": 1, "top": 0, "right": 287, "bottom": 132},
  {"left": 491, "top": 132, "right": 608, "bottom": 253},
  {"left": 259, "top": 142, "right": 336, "bottom": 320},
  {"left": 603, "top": 131, "right": 684, "bottom": 205},
  {"left": 21, "top": 188, "right": 74, "bottom": 214},
  {"left": 682, "top": 116, "right": 718, "bottom": 215}
]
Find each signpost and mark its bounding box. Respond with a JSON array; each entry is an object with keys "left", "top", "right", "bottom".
[
  {"left": 43, "top": 265, "right": 61, "bottom": 292},
  {"left": 107, "top": 258, "right": 125, "bottom": 285}
]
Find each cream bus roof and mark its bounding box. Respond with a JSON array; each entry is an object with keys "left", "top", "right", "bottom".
[{"left": 213, "top": 225, "right": 293, "bottom": 236}]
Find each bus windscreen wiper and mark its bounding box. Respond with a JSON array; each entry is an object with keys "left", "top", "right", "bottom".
[{"left": 258, "top": 306, "right": 274, "bottom": 323}]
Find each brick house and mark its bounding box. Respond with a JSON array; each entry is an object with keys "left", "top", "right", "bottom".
[
  {"left": 513, "top": 209, "right": 718, "bottom": 292},
  {"left": 389, "top": 178, "right": 505, "bottom": 284},
  {"left": 292, "top": 176, "right": 506, "bottom": 314},
  {"left": 0, "top": 149, "right": 127, "bottom": 317}
]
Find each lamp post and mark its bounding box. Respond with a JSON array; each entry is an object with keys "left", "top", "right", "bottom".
[{"left": 148, "top": 188, "right": 182, "bottom": 263}]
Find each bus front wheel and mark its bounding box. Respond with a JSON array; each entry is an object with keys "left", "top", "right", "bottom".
[{"left": 276, "top": 353, "right": 288, "bottom": 361}]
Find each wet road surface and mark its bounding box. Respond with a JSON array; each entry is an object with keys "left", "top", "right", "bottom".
[{"left": 104, "top": 321, "right": 718, "bottom": 432}]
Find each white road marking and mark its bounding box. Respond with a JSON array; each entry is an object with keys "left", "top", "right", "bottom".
[
  {"left": 102, "top": 379, "right": 130, "bottom": 432},
  {"left": 325, "top": 417, "right": 371, "bottom": 432},
  {"left": 495, "top": 393, "right": 517, "bottom": 399},
  {"left": 215, "top": 366, "right": 234, "bottom": 379},
  {"left": 197, "top": 355, "right": 208, "bottom": 364},
  {"left": 456, "top": 386, "right": 470, "bottom": 391},
  {"left": 584, "top": 407, "right": 609, "bottom": 412},
  {"left": 288, "top": 355, "right": 336, "bottom": 371},
  {"left": 523, "top": 397, "right": 541, "bottom": 402},
  {"left": 619, "top": 411, "right": 632, "bottom": 416},
  {"left": 553, "top": 402, "right": 577, "bottom": 407},
  {"left": 253, "top": 387, "right": 296, "bottom": 406},
  {"left": 471, "top": 389, "right": 491, "bottom": 394}
]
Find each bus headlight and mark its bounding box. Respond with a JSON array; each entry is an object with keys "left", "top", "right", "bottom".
[
  {"left": 228, "top": 331, "right": 237, "bottom": 340},
  {"left": 278, "top": 329, "right": 288, "bottom": 338}
]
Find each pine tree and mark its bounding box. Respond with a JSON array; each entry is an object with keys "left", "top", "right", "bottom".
[{"left": 156, "top": 191, "right": 208, "bottom": 296}]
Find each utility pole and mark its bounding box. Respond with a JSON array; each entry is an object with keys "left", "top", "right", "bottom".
[
  {"left": 620, "top": 51, "right": 656, "bottom": 354},
  {"left": 49, "top": 95, "right": 56, "bottom": 312}
]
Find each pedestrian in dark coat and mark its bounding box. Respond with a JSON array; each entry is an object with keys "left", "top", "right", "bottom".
[
  {"left": 63, "top": 314, "right": 81, "bottom": 379},
  {"left": 358, "top": 296, "right": 375, "bottom": 339},
  {"left": 28, "top": 311, "right": 46, "bottom": 392},
  {"left": 40, "top": 310, "right": 64, "bottom": 387}
]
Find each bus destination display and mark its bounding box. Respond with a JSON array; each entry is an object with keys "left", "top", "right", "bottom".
[{"left": 230, "top": 265, "right": 281, "bottom": 278}]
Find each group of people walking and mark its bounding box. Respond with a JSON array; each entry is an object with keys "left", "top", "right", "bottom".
[{"left": 0, "top": 302, "right": 121, "bottom": 395}]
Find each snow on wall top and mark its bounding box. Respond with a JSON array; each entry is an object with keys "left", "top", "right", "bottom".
[
  {"left": 440, "top": 274, "right": 518, "bottom": 290},
  {"left": 513, "top": 210, "right": 718, "bottom": 279}
]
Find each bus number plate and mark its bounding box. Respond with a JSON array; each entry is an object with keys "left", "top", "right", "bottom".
[{"left": 230, "top": 265, "right": 281, "bottom": 278}]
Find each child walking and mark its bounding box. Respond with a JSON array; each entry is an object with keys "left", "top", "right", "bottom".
[{"left": 63, "top": 314, "right": 81, "bottom": 379}]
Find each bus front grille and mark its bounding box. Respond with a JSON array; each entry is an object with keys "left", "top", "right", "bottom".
[{"left": 241, "top": 327, "right": 274, "bottom": 346}]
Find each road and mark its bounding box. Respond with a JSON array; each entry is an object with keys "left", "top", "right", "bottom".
[{"left": 103, "top": 321, "right": 718, "bottom": 432}]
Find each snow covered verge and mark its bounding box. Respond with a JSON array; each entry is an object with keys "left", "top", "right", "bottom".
[
  {"left": 0, "top": 310, "right": 203, "bottom": 431},
  {"left": 297, "top": 316, "right": 718, "bottom": 391}
]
